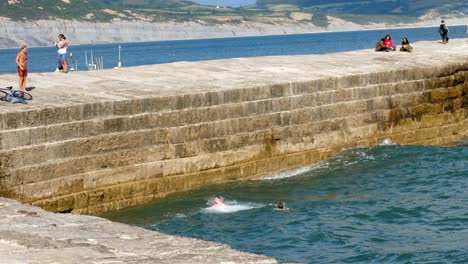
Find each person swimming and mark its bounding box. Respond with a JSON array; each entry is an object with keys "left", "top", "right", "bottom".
[
  {"left": 211, "top": 196, "right": 225, "bottom": 208},
  {"left": 274, "top": 202, "right": 289, "bottom": 211}
]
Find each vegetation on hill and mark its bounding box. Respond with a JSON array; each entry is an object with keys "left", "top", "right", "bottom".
[
  {"left": 0, "top": 0, "right": 465, "bottom": 26},
  {"left": 93, "top": 0, "right": 195, "bottom": 10},
  {"left": 0, "top": 0, "right": 118, "bottom": 21},
  {"left": 256, "top": 0, "right": 467, "bottom": 17}
]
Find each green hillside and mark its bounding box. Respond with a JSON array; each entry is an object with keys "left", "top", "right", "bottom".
[
  {"left": 0, "top": 0, "right": 118, "bottom": 21},
  {"left": 93, "top": 0, "right": 247, "bottom": 23},
  {"left": 256, "top": 0, "right": 468, "bottom": 17},
  {"left": 93, "top": 0, "right": 195, "bottom": 10},
  {"left": 0, "top": 0, "right": 465, "bottom": 25},
  {"left": 0, "top": 0, "right": 240, "bottom": 22},
  {"left": 90, "top": 0, "right": 467, "bottom": 25}
]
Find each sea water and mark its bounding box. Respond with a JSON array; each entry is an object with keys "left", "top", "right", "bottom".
[
  {"left": 102, "top": 141, "right": 468, "bottom": 263},
  {"left": 0, "top": 25, "right": 467, "bottom": 74}
]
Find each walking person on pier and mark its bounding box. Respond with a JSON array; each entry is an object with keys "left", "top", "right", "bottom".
[
  {"left": 439, "top": 20, "right": 449, "bottom": 44},
  {"left": 54, "top": 34, "right": 69, "bottom": 73},
  {"left": 15, "top": 45, "right": 28, "bottom": 92}
]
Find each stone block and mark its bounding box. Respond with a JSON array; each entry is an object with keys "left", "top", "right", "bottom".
[
  {"left": 223, "top": 166, "right": 242, "bottom": 181},
  {"left": 20, "top": 109, "right": 44, "bottom": 128},
  {"left": 316, "top": 77, "right": 336, "bottom": 92},
  {"left": 414, "top": 127, "right": 439, "bottom": 141},
  {"left": 335, "top": 89, "right": 352, "bottom": 102},
  {"left": 168, "top": 126, "right": 188, "bottom": 144},
  {"left": 1, "top": 128, "right": 32, "bottom": 150},
  {"left": 240, "top": 162, "right": 257, "bottom": 178},
  {"left": 291, "top": 80, "right": 319, "bottom": 95},
  {"left": 127, "top": 114, "right": 153, "bottom": 130},
  {"left": 239, "top": 85, "right": 270, "bottom": 102},
  {"left": 73, "top": 192, "right": 89, "bottom": 209},
  {"left": 156, "top": 96, "right": 178, "bottom": 112},
  {"left": 223, "top": 89, "right": 241, "bottom": 104},
  {"left": 337, "top": 75, "right": 360, "bottom": 89},
  {"left": 2, "top": 112, "right": 24, "bottom": 130}
]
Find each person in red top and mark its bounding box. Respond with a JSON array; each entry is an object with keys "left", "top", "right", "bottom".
[{"left": 383, "top": 35, "right": 396, "bottom": 51}]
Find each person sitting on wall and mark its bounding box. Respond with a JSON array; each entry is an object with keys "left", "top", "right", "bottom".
[
  {"left": 383, "top": 35, "right": 396, "bottom": 51},
  {"left": 375, "top": 38, "right": 390, "bottom": 52},
  {"left": 400, "top": 37, "right": 413, "bottom": 52}
]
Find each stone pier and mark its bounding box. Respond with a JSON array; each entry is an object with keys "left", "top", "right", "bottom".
[
  {"left": 0, "top": 40, "right": 467, "bottom": 217},
  {"left": 0, "top": 197, "right": 276, "bottom": 263}
]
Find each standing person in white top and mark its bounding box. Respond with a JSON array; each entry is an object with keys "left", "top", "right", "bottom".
[{"left": 54, "top": 34, "right": 68, "bottom": 73}]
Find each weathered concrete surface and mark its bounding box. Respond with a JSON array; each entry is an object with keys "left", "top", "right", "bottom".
[
  {"left": 0, "top": 197, "right": 276, "bottom": 264},
  {"left": 0, "top": 39, "right": 467, "bottom": 215}
]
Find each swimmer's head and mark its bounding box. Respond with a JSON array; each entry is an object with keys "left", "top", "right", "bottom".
[
  {"left": 277, "top": 202, "right": 284, "bottom": 209},
  {"left": 214, "top": 197, "right": 222, "bottom": 204}
]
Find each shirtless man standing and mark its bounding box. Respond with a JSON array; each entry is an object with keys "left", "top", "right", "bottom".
[{"left": 16, "top": 45, "right": 28, "bottom": 92}]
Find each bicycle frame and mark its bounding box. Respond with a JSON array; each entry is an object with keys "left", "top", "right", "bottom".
[{"left": 0, "top": 86, "right": 33, "bottom": 100}]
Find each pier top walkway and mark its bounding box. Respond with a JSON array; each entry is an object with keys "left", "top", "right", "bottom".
[{"left": 0, "top": 39, "right": 467, "bottom": 113}]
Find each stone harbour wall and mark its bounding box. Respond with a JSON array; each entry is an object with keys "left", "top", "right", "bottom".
[{"left": 0, "top": 42, "right": 467, "bottom": 214}]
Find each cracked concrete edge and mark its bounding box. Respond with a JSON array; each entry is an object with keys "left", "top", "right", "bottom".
[{"left": 0, "top": 198, "right": 277, "bottom": 264}]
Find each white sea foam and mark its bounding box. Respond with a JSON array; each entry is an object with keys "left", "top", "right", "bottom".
[
  {"left": 174, "top": 213, "right": 186, "bottom": 218},
  {"left": 203, "top": 199, "right": 263, "bottom": 214},
  {"left": 260, "top": 162, "right": 328, "bottom": 181},
  {"left": 380, "top": 138, "right": 395, "bottom": 146},
  {"left": 340, "top": 149, "right": 376, "bottom": 166}
]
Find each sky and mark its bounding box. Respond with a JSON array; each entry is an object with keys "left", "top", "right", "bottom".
[{"left": 191, "top": 0, "right": 256, "bottom": 7}]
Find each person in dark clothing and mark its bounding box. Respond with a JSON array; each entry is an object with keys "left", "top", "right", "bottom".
[
  {"left": 274, "top": 202, "right": 289, "bottom": 211},
  {"left": 439, "top": 20, "right": 449, "bottom": 44},
  {"left": 400, "top": 37, "right": 412, "bottom": 52}
]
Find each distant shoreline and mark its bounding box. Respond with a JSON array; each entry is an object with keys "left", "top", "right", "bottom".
[{"left": 1, "top": 22, "right": 466, "bottom": 51}]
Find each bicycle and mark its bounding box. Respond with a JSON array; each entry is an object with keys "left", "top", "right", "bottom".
[{"left": 0, "top": 86, "right": 33, "bottom": 101}]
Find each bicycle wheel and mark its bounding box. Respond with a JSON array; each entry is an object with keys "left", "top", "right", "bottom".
[
  {"left": 0, "top": 90, "right": 8, "bottom": 101},
  {"left": 13, "top": 91, "right": 33, "bottom": 100}
]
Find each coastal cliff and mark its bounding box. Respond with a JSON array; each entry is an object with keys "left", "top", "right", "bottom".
[
  {"left": 0, "top": 40, "right": 467, "bottom": 214},
  {"left": 1, "top": 17, "right": 467, "bottom": 49},
  {"left": 0, "top": 18, "right": 319, "bottom": 48}
]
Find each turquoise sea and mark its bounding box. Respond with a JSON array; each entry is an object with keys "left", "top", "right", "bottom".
[{"left": 102, "top": 141, "right": 468, "bottom": 263}]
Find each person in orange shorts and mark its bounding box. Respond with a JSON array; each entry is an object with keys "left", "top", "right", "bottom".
[{"left": 16, "top": 45, "right": 28, "bottom": 92}]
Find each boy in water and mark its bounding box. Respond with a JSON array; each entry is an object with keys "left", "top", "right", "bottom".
[
  {"left": 211, "top": 197, "right": 225, "bottom": 207},
  {"left": 274, "top": 202, "right": 289, "bottom": 211},
  {"left": 16, "top": 45, "right": 28, "bottom": 92}
]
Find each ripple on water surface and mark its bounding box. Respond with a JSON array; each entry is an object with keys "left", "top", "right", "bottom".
[{"left": 102, "top": 142, "right": 468, "bottom": 263}]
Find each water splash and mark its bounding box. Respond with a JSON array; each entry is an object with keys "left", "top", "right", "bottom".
[
  {"left": 261, "top": 162, "right": 328, "bottom": 181},
  {"left": 380, "top": 138, "right": 395, "bottom": 146},
  {"left": 203, "top": 198, "right": 264, "bottom": 214}
]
